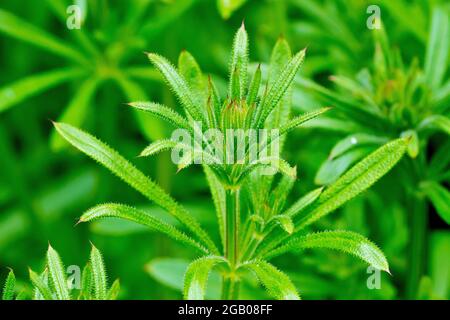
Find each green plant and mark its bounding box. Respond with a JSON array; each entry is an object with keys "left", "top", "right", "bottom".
[
  {"left": 297, "top": 6, "right": 449, "bottom": 298},
  {"left": 55, "top": 24, "right": 409, "bottom": 300},
  {"left": 1, "top": 244, "right": 119, "bottom": 300},
  {"left": 0, "top": 0, "right": 205, "bottom": 147}
]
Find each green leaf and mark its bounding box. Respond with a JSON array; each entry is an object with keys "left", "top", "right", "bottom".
[
  {"left": 47, "top": 244, "right": 70, "bottom": 300},
  {"left": 107, "top": 279, "right": 120, "bottom": 300},
  {"left": 419, "top": 115, "right": 450, "bottom": 135},
  {"left": 229, "top": 23, "right": 248, "bottom": 99},
  {"left": 421, "top": 182, "right": 450, "bottom": 224},
  {"left": 240, "top": 261, "right": 300, "bottom": 300},
  {"left": 296, "top": 138, "right": 408, "bottom": 230},
  {"left": 50, "top": 77, "right": 101, "bottom": 151},
  {"left": 0, "top": 68, "right": 85, "bottom": 113},
  {"left": 54, "top": 122, "right": 218, "bottom": 254},
  {"left": 29, "top": 269, "right": 53, "bottom": 300},
  {"left": 178, "top": 50, "right": 206, "bottom": 108},
  {"left": 79, "top": 263, "right": 92, "bottom": 300},
  {"left": 257, "top": 138, "right": 408, "bottom": 256},
  {"left": 147, "top": 53, "right": 204, "bottom": 122},
  {"left": 283, "top": 187, "right": 323, "bottom": 218},
  {"left": 129, "top": 102, "right": 191, "bottom": 130},
  {"left": 266, "top": 230, "right": 390, "bottom": 273},
  {"left": 266, "top": 37, "right": 292, "bottom": 132},
  {"left": 328, "top": 133, "right": 388, "bottom": 160},
  {"left": 257, "top": 49, "right": 306, "bottom": 128},
  {"left": 90, "top": 244, "right": 107, "bottom": 300},
  {"left": 424, "top": 7, "right": 449, "bottom": 90},
  {"left": 246, "top": 64, "right": 261, "bottom": 106},
  {"left": 269, "top": 175, "right": 296, "bottom": 214},
  {"left": 80, "top": 203, "right": 209, "bottom": 254},
  {"left": 183, "top": 256, "right": 225, "bottom": 300},
  {"left": 315, "top": 147, "right": 373, "bottom": 185},
  {"left": 2, "top": 270, "right": 15, "bottom": 300},
  {"left": 0, "top": 9, "right": 88, "bottom": 64},
  {"left": 139, "top": 139, "right": 178, "bottom": 158},
  {"left": 279, "top": 107, "right": 331, "bottom": 136}
]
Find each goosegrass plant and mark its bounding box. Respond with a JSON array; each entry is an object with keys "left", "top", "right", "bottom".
[
  {"left": 55, "top": 24, "right": 409, "bottom": 299},
  {"left": 297, "top": 7, "right": 449, "bottom": 298},
  {"left": 1, "top": 244, "right": 119, "bottom": 300}
]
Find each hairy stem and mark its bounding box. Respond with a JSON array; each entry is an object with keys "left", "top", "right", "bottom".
[{"left": 223, "top": 187, "right": 241, "bottom": 299}]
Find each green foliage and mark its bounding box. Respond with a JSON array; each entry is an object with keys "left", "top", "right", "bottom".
[
  {"left": 1, "top": 0, "right": 446, "bottom": 301},
  {"left": 56, "top": 25, "right": 409, "bottom": 300},
  {"left": 28, "top": 244, "right": 119, "bottom": 300},
  {"left": 1, "top": 270, "right": 16, "bottom": 300}
]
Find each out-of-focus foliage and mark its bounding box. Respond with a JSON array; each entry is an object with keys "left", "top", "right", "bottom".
[{"left": 0, "top": 0, "right": 448, "bottom": 299}]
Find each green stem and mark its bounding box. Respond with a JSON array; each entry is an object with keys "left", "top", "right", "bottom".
[
  {"left": 406, "top": 194, "right": 427, "bottom": 299},
  {"left": 405, "top": 155, "right": 427, "bottom": 299},
  {"left": 223, "top": 187, "right": 241, "bottom": 299}
]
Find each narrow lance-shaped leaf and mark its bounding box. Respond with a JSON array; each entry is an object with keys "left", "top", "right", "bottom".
[
  {"left": 90, "top": 244, "right": 107, "bottom": 300},
  {"left": 296, "top": 138, "right": 409, "bottom": 230},
  {"left": 81, "top": 204, "right": 209, "bottom": 254},
  {"left": 139, "top": 139, "right": 178, "bottom": 158},
  {"left": 0, "top": 68, "right": 85, "bottom": 113},
  {"left": 33, "top": 270, "right": 49, "bottom": 300},
  {"left": 265, "top": 230, "right": 390, "bottom": 273},
  {"left": 47, "top": 245, "right": 70, "bottom": 300},
  {"left": 147, "top": 53, "right": 205, "bottom": 122},
  {"left": 283, "top": 187, "right": 323, "bottom": 218},
  {"left": 241, "top": 261, "right": 300, "bottom": 300},
  {"left": 266, "top": 37, "right": 292, "bottom": 131},
  {"left": 129, "top": 102, "right": 191, "bottom": 131},
  {"left": 257, "top": 49, "right": 306, "bottom": 128},
  {"left": 246, "top": 64, "right": 261, "bottom": 106},
  {"left": 256, "top": 138, "right": 408, "bottom": 256},
  {"left": 279, "top": 107, "right": 331, "bottom": 136},
  {"left": 2, "top": 270, "right": 15, "bottom": 300},
  {"left": 79, "top": 263, "right": 92, "bottom": 300},
  {"left": 54, "top": 122, "right": 218, "bottom": 254},
  {"left": 178, "top": 50, "right": 207, "bottom": 108},
  {"left": 183, "top": 256, "right": 225, "bottom": 300},
  {"left": 229, "top": 23, "right": 248, "bottom": 99},
  {"left": 107, "top": 279, "right": 120, "bottom": 300},
  {"left": 29, "top": 269, "right": 53, "bottom": 301}
]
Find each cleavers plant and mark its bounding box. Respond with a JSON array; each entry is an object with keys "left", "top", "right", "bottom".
[
  {"left": 54, "top": 24, "right": 409, "bottom": 299},
  {"left": 1, "top": 244, "right": 119, "bottom": 300}
]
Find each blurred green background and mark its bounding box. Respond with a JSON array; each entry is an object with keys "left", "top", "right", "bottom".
[{"left": 0, "top": 0, "right": 448, "bottom": 299}]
